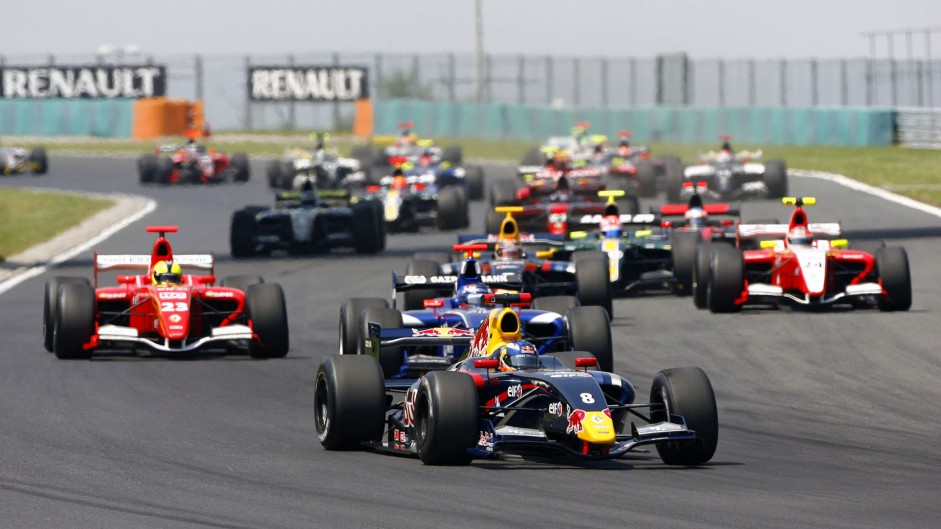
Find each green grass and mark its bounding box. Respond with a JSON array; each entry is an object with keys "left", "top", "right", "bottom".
[{"left": 0, "top": 189, "right": 112, "bottom": 261}]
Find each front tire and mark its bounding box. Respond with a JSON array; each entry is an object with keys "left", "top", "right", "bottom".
[
  {"left": 707, "top": 246, "right": 744, "bottom": 313},
  {"left": 650, "top": 367, "right": 718, "bottom": 466},
  {"left": 314, "top": 355, "right": 386, "bottom": 450},
  {"left": 574, "top": 252, "right": 613, "bottom": 319},
  {"left": 692, "top": 242, "right": 713, "bottom": 309},
  {"left": 53, "top": 282, "right": 96, "bottom": 360},
  {"left": 875, "top": 247, "right": 912, "bottom": 311},
  {"left": 565, "top": 306, "right": 614, "bottom": 373},
  {"left": 44, "top": 277, "right": 90, "bottom": 352},
  {"left": 415, "top": 371, "right": 478, "bottom": 465}
]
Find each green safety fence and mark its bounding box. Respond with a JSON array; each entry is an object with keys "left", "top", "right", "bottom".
[
  {"left": 374, "top": 99, "right": 896, "bottom": 147},
  {"left": 0, "top": 99, "right": 134, "bottom": 137}
]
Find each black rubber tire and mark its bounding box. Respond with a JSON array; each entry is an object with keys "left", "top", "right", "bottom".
[
  {"left": 442, "top": 145, "right": 463, "bottom": 165},
  {"left": 458, "top": 183, "right": 471, "bottom": 228},
  {"left": 531, "top": 295, "right": 579, "bottom": 316},
  {"left": 360, "top": 307, "right": 404, "bottom": 378},
  {"left": 43, "top": 277, "right": 90, "bottom": 353},
  {"left": 266, "top": 160, "right": 282, "bottom": 188},
  {"left": 565, "top": 306, "right": 614, "bottom": 373},
  {"left": 352, "top": 202, "right": 383, "bottom": 254},
  {"left": 246, "top": 283, "right": 289, "bottom": 358},
  {"left": 574, "top": 252, "right": 613, "bottom": 319},
  {"left": 650, "top": 367, "right": 718, "bottom": 466},
  {"left": 852, "top": 239, "right": 886, "bottom": 256},
  {"left": 138, "top": 154, "right": 156, "bottom": 184},
  {"left": 314, "top": 355, "right": 386, "bottom": 450},
  {"left": 484, "top": 209, "right": 503, "bottom": 235},
  {"left": 403, "top": 259, "right": 443, "bottom": 311},
  {"left": 520, "top": 147, "right": 544, "bottom": 166},
  {"left": 489, "top": 178, "right": 519, "bottom": 207},
  {"left": 29, "top": 147, "right": 49, "bottom": 174},
  {"left": 219, "top": 275, "right": 264, "bottom": 292},
  {"left": 636, "top": 159, "right": 657, "bottom": 198},
  {"left": 277, "top": 161, "right": 295, "bottom": 189},
  {"left": 763, "top": 160, "right": 787, "bottom": 198},
  {"left": 619, "top": 194, "right": 640, "bottom": 216},
  {"left": 692, "top": 242, "right": 713, "bottom": 310},
  {"left": 155, "top": 155, "right": 173, "bottom": 184},
  {"left": 415, "top": 371, "right": 478, "bottom": 465},
  {"left": 665, "top": 159, "right": 685, "bottom": 203},
  {"left": 230, "top": 208, "right": 258, "bottom": 258},
  {"left": 707, "top": 246, "right": 745, "bottom": 313},
  {"left": 465, "top": 165, "right": 485, "bottom": 201},
  {"left": 231, "top": 153, "right": 250, "bottom": 182},
  {"left": 542, "top": 350, "right": 598, "bottom": 371},
  {"left": 436, "top": 186, "right": 465, "bottom": 231},
  {"left": 671, "top": 230, "right": 700, "bottom": 296},
  {"left": 339, "top": 297, "right": 388, "bottom": 355},
  {"left": 875, "top": 247, "right": 912, "bottom": 311},
  {"left": 53, "top": 282, "right": 96, "bottom": 360}
]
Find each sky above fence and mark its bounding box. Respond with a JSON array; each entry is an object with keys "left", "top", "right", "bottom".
[{"left": 3, "top": 0, "right": 939, "bottom": 60}]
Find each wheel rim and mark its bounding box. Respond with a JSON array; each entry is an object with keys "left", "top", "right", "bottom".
[
  {"left": 415, "top": 395, "right": 430, "bottom": 447},
  {"left": 314, "top": 374, "right": 330, "bottom": 440}
]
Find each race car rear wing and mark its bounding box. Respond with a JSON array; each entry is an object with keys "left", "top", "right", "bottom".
[
  {"left": 94, "top": 253, "right": 215, "bottom": 285},
  {"left": 737, "top": 222, "right": 843, "bottom": 240},
  {"left": 392, "top": 272, "right": 523, "bottom": 293},
  {"left": 457, "top": 233, "right": 565, "bottom": 245},
  {"left": 659, "top": 203, "right": 741, "bottom": 218},
  {"left": 573, "top": 213, "right": 661, "bottom": 226}
]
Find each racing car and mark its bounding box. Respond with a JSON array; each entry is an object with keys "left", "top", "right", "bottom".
[
  {"left": 339, "top": 256, "right": 614, "bottom": 377},
  {"left": 138, "top": 139, "right": 249, "bottom": 185},
  {"left": 315, "top": 305, "right": 718, "bottom": 466},
  {"left": 229, "top": 177, "right": 384, "bottom": 257},
  {"left": 667, "top": 136, "right": 786, "bottom": 202},
  {"left": 1, "top": 144, "right": 48, "bottom": 175},
  {"left": 266, "top": 132, "right": 364, "bottom": 190},
  {"left": 42, "top": 226, "right": 289, "bottom": 359},
  {"left": 355, "top": 166, "right": 469, "bottom": 232},
  {"left": 700, "top": 197, "right": 912, "bottom": 312}
]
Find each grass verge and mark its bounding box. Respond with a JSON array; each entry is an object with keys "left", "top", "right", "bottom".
[{"left": 0, "top": 189, "right": 112, "bottom": 261}]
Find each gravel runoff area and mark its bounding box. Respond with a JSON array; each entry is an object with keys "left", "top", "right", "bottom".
[{"left": 0, "top": 190, "right": 155, "bottom": 286}]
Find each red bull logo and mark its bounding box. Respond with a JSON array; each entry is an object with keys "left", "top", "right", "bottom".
[
  {"left": 566, "top": 409, "right": 587, "bottom": 434},
  {"left": 411, "top": 327, "right": 474, "bottom": 337}
]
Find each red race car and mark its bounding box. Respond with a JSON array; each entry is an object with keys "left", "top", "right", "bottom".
[
  {"left": 43, "top": 226, "right": 288, "bottom": 359},
  {"left": 699, "top": 197, "right": 912, "bottom": 313},
  {"left": 138, "top": 140, "right": 249, "bottom": 185}
]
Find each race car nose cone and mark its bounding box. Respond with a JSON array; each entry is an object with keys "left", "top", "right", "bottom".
[{"left": 576, "top": 411, "right": 615, "bottom": 445}]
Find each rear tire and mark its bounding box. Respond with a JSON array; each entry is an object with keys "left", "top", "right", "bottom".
[
  {"left": 762, "top": 160, "right": 787, "bottom": 198},
  {"left": 875, "top": 247, "right": 912, "bottom": 311},
  {"left": 339, "top": 298, "right": 388, "bottom": 355},
  {"left": 465, "top": 165, "right": 485, "bottom": 201},
  {"left": 565, "top": 306, "right": 613, "bottom": 373},
  {"left": 489, "top": 178, "right": 519, "bottom": 207},
  {"left": 520, "top": 147, "right": 544, "bottom": 166},
  {"left": 231, "top": 153, "right": 250, "bottom": 182},
  {"left": 707, "top": 246, "right": 744, "bottom": 313},
  {"left": 692, "top": 242, "right": 713, "bottom": 309},
  {"left": 650, "top": 367, "right": 718, "bottom": 466},
  {"left": 360, "top": 307, "right": 404, "bottom": 378},
  {"left": 415, "top": 371, "right": 478, "bottom": 465},
  {"left": 665, "top": 159, "right": 685, "bottom": 203},
  {"left": 352, "top": 202, "right": 383, "bottom": 253},
  {"left": 155, "top": 155, "right": 173, "bottom": 184},
  {"left": 246, "top": 283, "right": 289, "bottom": 358},
  {"left": 266, "top": 160, "right": 282, "bottom": 188},
  {"left": 636, "top": 159, "right": 657, "bottom": 198},
  {"left": 671, "top": 230, "right": 700, "bottom": 296},
  {"left": 44, "top": 277, "right": 90, "bottom": 352},
  {"left": 138, "top": 154, "right": 156, "bottom": 184},
  {"left": 574, "top": 252, "right": 613, "bottom": 319},
  {"left": 442, "top": 145, "right": 463, "bottom": 165},
  {"left": 403, "top": 259, "right": 443, "bottom": 311},
  {"left": 436, "top": 186, "right": 466, "bottom": 231},
  {"left": 314, "top": 355, "right": 386, "bottom": 450},
  {"left": 230, "top": 209, "right": 258, "bottom": 258},
  {"left": 53, "top": 283, "right": 96, "bottom": 360},
  {"left": 29, "top": 147, "right": 48, "bottom": 175}
]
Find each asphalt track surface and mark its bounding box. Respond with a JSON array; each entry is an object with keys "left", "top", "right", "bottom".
[{"left": 1, "top": 156, "right": 939, "bottom": 528}]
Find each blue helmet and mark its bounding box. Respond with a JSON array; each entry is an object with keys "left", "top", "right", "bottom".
[
  {"left": 455, "top": 282, "right": 492, "bottom": 307},
  {"left": 496, "top": 341, "right": 541, "bottom": 372}
]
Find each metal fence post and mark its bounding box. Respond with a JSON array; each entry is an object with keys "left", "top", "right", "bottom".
[
  {"left": 888, "top": 35, "right": 898, "bottom": 106},
  {"left": 288, "top": 54, "right": 296, "bottom": 130},
  {"left": 411, "top": 54, "right": 420, "bottom": 99},
  {"left": 840, "top": 59, "right": 848, "bottom": 105},
  {"left": 780, "top": 59, "right": 787, "bottom": 106},
  {"left": 333, "top": 52, "right": 341, "bottom": 130},
  {"left": 718, "top": 59, "right": 725, "bottom": 107},
  {"left": 601, "top": 56, "right": 608, "bottom": 108},
  {"left": 486, "top": 54, "right": 493, "bottom": 102},
  {"left": 517, "top": 54, "right": 525, "bottom": 104},
  {"left": 545, "top": 55, "right": 553, "bottom": 104},
  {"left": 811, "top": 59, "right": 818, "bottom": 106},
  {"left": 748, "top": 59, "right": 756, "bottom": 106},
  {"left": 573, "top": 57, "right": 580, "bottom": 107},
  {"left": 926, "top": 30, "right": 933, "bottom": 108},
  {"left": 375, "top": 54, "right": 383, "bottom": 101},
  {"left": 244, "top": 56, "right": 253, "bottom": 130},
  {"left": 916, "top": 59, "right": 924, "bottom": 106},
  {"left": 629, "top": 57, "right": 637, "bottom": 107},
  {"left": 448, "top": 53, "right": 456, "bottom": 101},
  {"left": 194, "top": 54, "right": 204, "bottom": 102}
]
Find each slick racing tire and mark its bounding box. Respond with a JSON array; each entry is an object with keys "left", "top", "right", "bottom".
[
  {"left": 442, "top": 145, "right": 463, "bottom": 165},
  {"left": 436, "top": 186, "right": 467, "bottom": 231},
  {"left": 636, "top": 159, "right": 657, "bottom": 198},
  {"left": 484, "top": 208, "right": 504, "bottom": 235},
  {"left": 415, "top": 371, "right": 478, "bottom": 465},
  {"left": 650, "top": 367, "right": 718, "bottom": 466},
  {"left": 44, "top": 277, "right": 90, "bottom": 353},
  {"left": 230, "top": 208, "right": 259, "bottom": 258},
  {"left": 246, "top": 283, "right": 289, "bottom": 358},
  {"left": 520, "top": 147, "right": 544, "bottom": 167},
  {"left": 664, "top": 158, "right": 685, "bottom": 203},
  {"left": 266, "top": 160, "right": 282, "bottom": 188},
  {"left": 231, "top": 153, "right": 250, "bottom": 183},
  {"left": 671, "top": 230, "right": 700, "bottom": 296},
  {"left": 403, "top": 259, "right": 443, "bottom": 311},
  {"left": 465, "top": 165, "right": 485, "bottom": 201},
  {"left": 542, "top": 350, "right": 598, "bottom": 371},
  {"left": 29, "top": 147, "right": 49, "bottom": 175},
  {"left": 138, "top": 154, "right": 157, "bottom": 184},
  {"left": 155, "top": 155, "right": 173, "bottom": 184},
  {"left": 360, "top": 307, "right": 404, "bottom": 378},
  {"left": 692, "top": 242, "right": 713, "bottom": 310},
  {"left": 53, "top": 282, "right": 96, "bottom": 360},
  {"left": 489, "top": 178, "right": 519, "bottom": 207},
  {"left": 574, "top": 252, "right": 613, "bottom": 319},
  {"left": 565, "top": 306, "right": 614, "bottom": 373},
  {"left": 315, "top": 355, "right": 385, "bottom": 450},
  {"left": 339, "top": 297, "right": 388, "bottom": 355},
  {"left": 762, "top": 160, "right": 787, "bottom": 198},
  {"left": 219, "top": 275, "right": 264, "bottom": 292},
  {"left": 352, "top": 202, "right": 383, "bottom": 253},
  {"left": 707, "top": 246, "right": 745, "bottom": 313},
  {"left": 875, "top": 247, "right": 912, "bottom": 311},
  {"left": 531, "top": 295, "right": 579, "bottom": 316}
]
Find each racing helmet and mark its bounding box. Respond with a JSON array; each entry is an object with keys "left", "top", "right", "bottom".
[
  {"left": 495, "top": 239, "right": 522, "bottom": 260},
  {"left": 152, "top": 260, "right": 182, "bottom": 286},
  {"left": 497, "top": 342, "right": 541, "bottom": 372},
  {"left": 391, "top": 171, "right": 408, "bottom": 190},
  {"left": 685, "top": 207, "right": 708, "bottom": 228},
  {"left": 456, "top": 282, "right": 492, "bottom": 307},
  {"left": 787, "top": 226, "right": 814, "bottom": 247}
]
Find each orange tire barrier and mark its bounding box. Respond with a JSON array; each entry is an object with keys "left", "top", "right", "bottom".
[
  {"left": 132, "top": 98, "right": 205, "bottom": 140},
  {"left": 353, "top": 98, "right": 373, "bottom": 139}
]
